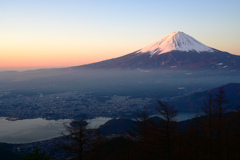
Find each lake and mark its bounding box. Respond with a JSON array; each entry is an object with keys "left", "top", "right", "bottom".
[
  {"left": 0, "top": 117, "right": 111, "bottom": 144},
  {"left": 0, "top": 113, "right": 194, "bottom": 144}
]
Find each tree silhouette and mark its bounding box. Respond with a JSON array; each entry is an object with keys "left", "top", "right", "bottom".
[
  {"left": 128, "top": 106, "right": 155, "bottom": 159},
  {"left": 214, "top": 86, "right": 231, "bottom": 159},
  {"left": 59, "top": 116, "right": 103, "bottom": 160},
  {"left": 155, "top": 100, "right": 179, "bottom": 160},
  {"left": 235, "top": 105, "right": 240, "bottom": 140},
  {"left": 22, "top": 145, "right": 51, "bottom": 160},
  {"left": 231, "top": 104, "right": 240, "bottom": 159},
  {"left": 201, "top": 93, "right": 215, "bottom": 160},
  {"left": 190, "top": 110, "right": 202, "bottom": 160}
]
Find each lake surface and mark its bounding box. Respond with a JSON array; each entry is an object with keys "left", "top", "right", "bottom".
[
  {"left": 0, "top": 117, "right": 111, "bottom": 144},
  {"left": 0, "top": 113, "right": 194, "bottom": 144},
  {"left": 0, "top": 118, "right": 72, "bottom": 144},
  {"left": 87, "top": 117, "right": 112, "bottom": 129}
]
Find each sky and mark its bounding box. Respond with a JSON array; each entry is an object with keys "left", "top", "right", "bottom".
[{"left": 1, "top": 0, "right": 240, "bottom": 71}]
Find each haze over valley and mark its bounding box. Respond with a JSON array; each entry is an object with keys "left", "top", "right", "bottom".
[
  {"left": 1, "top": 1, "right": 240, "bottom": 158},
  {"left": 1, "top": 32, "right": 240, "bottom": 121}
]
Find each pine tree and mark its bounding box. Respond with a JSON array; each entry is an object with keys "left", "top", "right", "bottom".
[
  {"left": 128, "top": 106, "right": 155, "bottom": 160},
  {"left": 22, "top": 145, "right": 51, "bottom": 160},
  {"left": 155, "top": 100, "right": 179, "bottom": 160},
  {"left": 59, "top": 116, "right": 103, "bottom": 160},
  {"left": 214, "top": 86, "right": 231, "bottom": 159},
  {"left": 201, "top": 93, "right": 215, "bottom": 160}
]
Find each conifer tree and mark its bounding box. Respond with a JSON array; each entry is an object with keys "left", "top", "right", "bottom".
[
  {"left": 22, "top": 145, "right": 51, "bottom": 160},
  {"left": 201, "top": 93, "right": 215, "bottom": 160},
  {"left": 155, "top": 100, "right": 178, "bottom": 160},
  {"left": 59, "top": 116, "right": 103, "bottom": 160},
  {"left": 128, "top": 106, "right": 155, "bottom": 160},
  {"left": 214, "top": 86, "right": 230, "bottom": 159}
]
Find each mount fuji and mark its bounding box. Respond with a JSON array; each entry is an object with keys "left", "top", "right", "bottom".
[{"left": 75, "top": 31, "right": 240, "bottom": 70}]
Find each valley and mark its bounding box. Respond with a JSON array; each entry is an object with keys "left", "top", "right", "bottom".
[{"left": 1, "top": 31, "right": 240, "bottom": 159}]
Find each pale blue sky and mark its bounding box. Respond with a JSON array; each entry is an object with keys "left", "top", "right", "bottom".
[{"left": 1, "top": 0, "right": 240, "bottom": 70}]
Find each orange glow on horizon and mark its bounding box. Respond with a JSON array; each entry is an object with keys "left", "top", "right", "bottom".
[
  {"left": 1, "top": 32, "right": 240, "bottom": 72},
  {"left": 0, "top": 44, "right": 139, "bottom": 71}
]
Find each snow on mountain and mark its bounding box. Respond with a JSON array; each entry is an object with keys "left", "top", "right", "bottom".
[
  {"left": 137, "top": 31, "right": 214, "bottom": 56},
  {"left": 75, "top": 31, "right": 240, "bottom": 70}
]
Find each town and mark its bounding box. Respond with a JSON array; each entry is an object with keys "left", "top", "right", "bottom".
[{"left": 0, "top": 90, "right": 152, "bottom": 120}]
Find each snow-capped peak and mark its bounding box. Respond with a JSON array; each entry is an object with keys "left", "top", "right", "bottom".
[{"left": 137, "top": 31, "right": 214, "bottom": 55}]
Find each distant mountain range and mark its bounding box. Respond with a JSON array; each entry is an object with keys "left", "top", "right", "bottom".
[
  {"left": 99, "top": 83, "right": 240, "bottom": 134},
  {"left": 74, "top": 31, "right": 240, "bottom": 70},
  {"left": 171, "top": 83, "right": 240, "bottom": 111}
]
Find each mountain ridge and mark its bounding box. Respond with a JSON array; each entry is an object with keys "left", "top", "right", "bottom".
[
  {"left": 137, "top": 31, "right": 214, "bottom": 55},
  {"left": 171, "top": 83, "right": 240, "bottom": 111},
  {"left": 76, "top": 50, "right": 240, "bottom": 70},
  {"left": 73, "top": 32, "right": 240, "bottom": 70}
]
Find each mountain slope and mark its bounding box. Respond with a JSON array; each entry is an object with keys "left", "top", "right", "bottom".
[
  {"left": 172, "top": 83, "right": 240, "bottom": 111},
  {"left": 75, "top": 32, "right": 240, "bottom": 70},
  {"left": 137, "top": 31, "right": 213, "bottom": 55}
]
